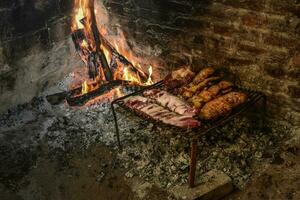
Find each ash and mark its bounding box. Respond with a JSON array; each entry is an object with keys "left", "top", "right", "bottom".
[{"left": 0, "top": 95, "right": 294, "bottom": 190}]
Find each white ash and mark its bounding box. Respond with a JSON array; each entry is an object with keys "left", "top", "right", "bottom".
[{"left": 0, "top": 96, "right": 293, "bottom": 189}]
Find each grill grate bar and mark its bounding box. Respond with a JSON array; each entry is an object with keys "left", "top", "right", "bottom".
[{"left": 111, "top": 81, "right": 266, "bottom": 146}]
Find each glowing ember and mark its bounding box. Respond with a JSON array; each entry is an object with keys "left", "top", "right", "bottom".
[{"left": 114, "top": 87, "right": 124, "bottom": 98}]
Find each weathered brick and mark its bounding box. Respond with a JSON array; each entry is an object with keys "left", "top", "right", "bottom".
[
  {"left": 226, "top": 57, "right": 255, "bottom": 66},
  {"left": 293, "top": 53, "right": 300, "bottom": 67},
  {"left": 288, "top": 85, "right": 300, "bottom": 98},
  {"left": 288, "top": 69, "right": 300, "bottom": 80},
  {"left": 267, "top": 93, "right": 295, "bottom": 110},
  {"left": 213, "top": 24, "right": 233, "bottom": 37},
  {"left": 241, "top": 12, "right": 267, "bottom": 27},
  {"left": 238, "top": 43, "right": 266, "bottom": 55},
  {"left": 264, "top": 65, "right": 286, "bottom": 79},
  {"left": 268, "top": 0, "right": 300, "bottom": 16},
  {"left": 263, "top": 33, "right": 298, "bottom": 49},
  {"left": 214, "top": 0, "right": 266, "bottom": 11},
  {"left": 192, "top": 35, "right": 205, "bottom": 45},
  {"left": 263, "top": 51, "right": 290, "bottom": 67},
  {"left": 199, "top": 4, "right": 240, "bottom": 22}
]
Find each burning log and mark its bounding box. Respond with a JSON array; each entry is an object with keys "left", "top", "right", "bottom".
[
  {"left": 71, "top": 0, "right": 112, "bottom": 81},
  {"left": 66, "top": 80, "right": 141, "bottom": 106},
  {"left": 71, "top": 0, "right": 148, "bottom": 82},
  {"left": 99, "top": 33, "right": 149, "bottom": 82},
  {"left": 57, "top": 0, "right": 155, "bottom": 106},
  {"left": 88, "top": 0, "right": 112, "bottom": 81}
]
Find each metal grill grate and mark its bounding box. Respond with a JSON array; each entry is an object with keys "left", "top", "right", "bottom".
[
  {"left": 111, "top": 80, "right": 266, "bottom": 145},
  {"left": 110, "top": 80, "right": 266, "bottom": 188}
]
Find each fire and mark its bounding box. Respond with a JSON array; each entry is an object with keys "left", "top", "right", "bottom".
[
  {"left": 75, "top": 7, "right": 84, "bottom": 30},
  {"left": 72, "top": 0, "right": 91, "bottom": 32},
  {"left": 114, "top": 87, "right": 124, "bottom": 98},
  {"left": 122, "top": 67, "right": 141, "bottom": 84},
  {"left": 146, "top": 66, "right": 154, "bottom": 85},
  {"left": 72, "top": 0, "right": 154, "bottom": 97},
  {"left": 81, "top": 80, "right": 99, "bottom": 95},
  {"left": 81, "top": 80, "right": 88, "bottom": 94}
]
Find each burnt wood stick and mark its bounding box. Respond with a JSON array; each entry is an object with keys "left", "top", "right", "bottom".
[
  {"left": 89, "top": 0, "right": 113, "bottom": 81},
  {"left": 71, "top": 29, "right": 86, "bottom": 51},
  {"left": 98, "top": 32, "right": 149, "bottom": 82},
  {"left": 66, "top": 80, "right": 141, "bottom": 106}
]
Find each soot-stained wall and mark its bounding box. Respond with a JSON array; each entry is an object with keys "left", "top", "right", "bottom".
[{"left": 0, "top": 0, "right": 76, "bottom": 113}]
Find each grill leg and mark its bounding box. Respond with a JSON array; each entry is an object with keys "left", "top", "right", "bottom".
[
  {"left": 262, "top": 95, "right": 267, "bottom": 129},
  {"left": 111, "top": 103, "right": 122, "bottom": 149},
  {"left": 189, "top": 139, "right": 198, "bottom": 188}
]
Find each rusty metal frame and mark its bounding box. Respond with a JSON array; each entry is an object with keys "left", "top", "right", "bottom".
[{"left": 111, "top": 81, "right": 266, "bottom": 188}]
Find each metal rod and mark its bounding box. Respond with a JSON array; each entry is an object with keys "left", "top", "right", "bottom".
[
  {"left": 189, "top": 139, "right": 198, "bottom": 188},
  {"left": 261, "top": 95, "right": 267, "bottom": 130},
  {"left": 110, "top": 81, "right": 164, "bottom": 148},
  {"left": 111, "top": 80, "right": 164, "bottom": 105},
  {"left": 111, "top": 103, "right": 122, "bottom": 149}
]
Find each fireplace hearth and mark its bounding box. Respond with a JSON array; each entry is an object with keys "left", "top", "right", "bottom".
[{"left": 0, "top": 0, "right": 299, "bottom": 199}]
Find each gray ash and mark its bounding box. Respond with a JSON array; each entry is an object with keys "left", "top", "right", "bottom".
[{"left": 0, "top": 96, "right": 294, "bottom": 190}]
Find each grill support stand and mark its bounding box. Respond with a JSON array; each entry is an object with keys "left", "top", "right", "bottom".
[
  {"left": 189, "top": 139, "right": 198, "bottom": 188},
  {"left": 110, "top": 82, "right": 266, "bottom": 188}
]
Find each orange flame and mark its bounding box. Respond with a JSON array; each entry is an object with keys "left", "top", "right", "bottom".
[
  {"left": 72, "top": 0, "right": 154, "bottom": 97},
  {"left": 81, "top": 80, "right": 88, "bottom": 94},
  {"left": 146, "top": 66, "right": 154, "bottom": 85}
]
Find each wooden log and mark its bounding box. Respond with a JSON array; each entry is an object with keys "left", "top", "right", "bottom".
[
  {"left": 66, "top": 80, "right": 138, "bottom": 106},
  {"left": 89, "top": 0, "right": 112, "bottom": 81},
  {"left": 99, "top": 32, "right": 149, "bottom": 82}
]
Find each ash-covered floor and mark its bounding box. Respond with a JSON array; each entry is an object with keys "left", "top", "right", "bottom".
[{"left": 0, "top": 95, "right": 299, "bottom": 200}]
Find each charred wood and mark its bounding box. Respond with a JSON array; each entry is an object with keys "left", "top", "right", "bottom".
[
  {"left": 66, "top": 80, "right": 141, "bottom": 106},
  {"left": 89, "top": 0, "right": 112, "bottom": 81}
]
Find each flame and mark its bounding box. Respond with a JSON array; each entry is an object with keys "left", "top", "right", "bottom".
[
  {"left": 72, "top": 0, "right": 154, "bottom": 98},
  {"left": 81, "top": 81, "right": 89, "bottom": 94},
  {"left": 72, "top": 0, "right": 91, "bottom": 32},
  {"left": 114, "top": 87, "right": 124, "bottom": 98},
  {"left": 146, "top": 66, "right": 154, "bottom": 85},
  {"left": 122, "top": 67, "right": 141, "bottom": 84},
  {"left": 101, "top": 44, "right": 111, "bottom": 64},
  {"left": 75, "top": 7, "right": 84, "bottom": 30}
]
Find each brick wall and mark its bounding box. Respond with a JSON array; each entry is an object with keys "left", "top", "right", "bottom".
[{"left": 103, "top": 0, "right": 300, "bottom": 126}]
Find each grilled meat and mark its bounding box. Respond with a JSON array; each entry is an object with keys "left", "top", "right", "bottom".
[
  {"left": 123, "top": 96, "right": 200, "bottom": 128},
  {"left": 199, "top": 92, "right": 247, "bottom": 120},
  {"left": 164, "top": 66, "right": 195, "bottom": 90},
  {"left": 180, "top": 76, "right": 220, "bottom": 99},
  {"left": 143, "top": 89, "right": 198, "bottom": 117},
  {"left": 178, "top": 67, "right": 217, "bottom": 98},
  {"left": 188, "top": 81, "right": 233, "bottom": 108},
  {"left": 192, "top": 67, "right": 215, "bottom": 84}
]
